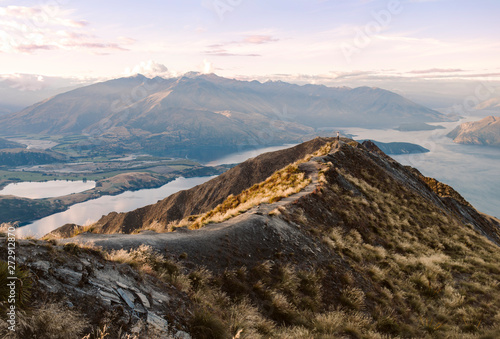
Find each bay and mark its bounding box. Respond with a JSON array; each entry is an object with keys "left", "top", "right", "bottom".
[
  {"left": 17, "top": 176, "right": 216, "bottom": 238},
  {"left": 0, "top": 180, "right": 95, "bottom": 199}
]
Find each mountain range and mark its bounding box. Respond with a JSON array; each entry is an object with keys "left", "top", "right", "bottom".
[
  {"left": 448, "top": 116, "right": 500, "bottom": 147},
  {"left": 0, "top": 74, "right": 452, "bottom": 155},
  {"left": 475, "top": 98, "right": 500, "bottom": 111}
]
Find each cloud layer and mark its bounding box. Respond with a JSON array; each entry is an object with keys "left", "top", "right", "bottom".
[
  {"left": 0, "top": 4, "right": 131, "bottom": 54},
  {"left": 124, "top": 61, "right": 171, "bottom": 77}
]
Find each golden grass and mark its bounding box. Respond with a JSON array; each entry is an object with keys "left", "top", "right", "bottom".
[
  {"left": 0, "top": 303, "right": 88, "bottom": 339},
  {"left": 173, "top": 163, "right": 312, "bottom": 230},
  {"left": 277, "top": 153, "right": 500, "bottom": 338}
]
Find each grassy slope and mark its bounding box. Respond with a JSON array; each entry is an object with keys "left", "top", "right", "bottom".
[
  {"left": 2, "top": 140, "right": 499, "bottom": 339},
  {"left": 177, "top": 141, "right": 500, "bottom": 338},
  {"left": 90, "top": 142, "right": 500, "bottom": 337},
  {"left": 272, "top": 143, "right": 500, "bottom": 337},
  {"left": 175, "top": 163, "right": 311, "bottom": 230}
]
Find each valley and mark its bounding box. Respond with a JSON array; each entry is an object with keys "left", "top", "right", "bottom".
[
  {"left": 3, "top": 116, "right": 499, "bottom": 234},
  {"left": 0, "top": 74, "right": 454, "bottom": 159},
  {"left": 0, "top": 145, "right": 230, "bottom": 225},
  {"left": 1, "top": 74, "right": 453, "bottom": 231},
  {"left": 1, "top": 91, "right": 499, "bottom": 339}
]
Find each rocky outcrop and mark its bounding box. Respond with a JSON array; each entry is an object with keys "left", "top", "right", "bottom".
[{"left": 11, "top": 239, "right": 193, "bottom": 338}]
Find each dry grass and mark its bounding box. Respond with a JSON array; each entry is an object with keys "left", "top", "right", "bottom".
[
  {"left": 276, "top": 147, "right": 500, "bottom": 338},
  {"left": 173, "top": 163, "right": 311, "bottom": 230},
  {"left": 0, "top": 303, "right": 88, "bottom": 339}
]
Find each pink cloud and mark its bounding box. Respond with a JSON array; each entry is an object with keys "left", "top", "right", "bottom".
[
  {"left": 61, "top": 41, "right": 129, "bottom": 51},
  {"left": 0, "top": 4, "right": 129, "bottom": 54},
  {"left": 408, "top": 68, "right": 466, "bottom": 74},
  {"left": 16, "top": 44, "right": 57, "bottom": 53},
  {"left": 243, "top": 35, "right": 279, "bottom": 44},
  {"left": 205, "top": 34, "right": 278, "bottom": 57},
  {"left": 0, "top": 6, "right": 41, "bottom": 18}
]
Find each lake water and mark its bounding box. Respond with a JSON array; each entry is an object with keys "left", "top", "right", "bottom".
[
  {"left": 203, "top": 144, "right": 297, "bottom": 166},
  {"left": 342, "top": 118, "right": 500, "bottom": 218},
  {"left": 0, "top": 180, "right": 96, "bottom": 199},
  {"left": 17, "top": 176, "right": 216, "bottom": 238}
]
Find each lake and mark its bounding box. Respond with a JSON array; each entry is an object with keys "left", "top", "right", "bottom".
[
  {"left": 0, "top": 180, "right": 96, "bottom": 199},
  {"left": 17, "top": 176, "right": 216, "bottom": 238},
  {"left": 203, "top": 144, "right": 297, "bottom": 166}
]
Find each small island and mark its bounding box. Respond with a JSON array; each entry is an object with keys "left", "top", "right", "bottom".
[
  {"left": 395, "top": 122, "right": 445, "bottom": 131},
  {"left": 362, "top": 140, "right": 430, "bottom": 155}
]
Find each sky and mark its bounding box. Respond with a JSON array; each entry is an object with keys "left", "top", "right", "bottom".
[{"left": 0, "top": 0, "right": 499, "bottom": 109}]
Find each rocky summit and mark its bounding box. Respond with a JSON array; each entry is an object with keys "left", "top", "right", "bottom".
[{"left": 2, "top": 138, "right": 500, "bottom": 338}]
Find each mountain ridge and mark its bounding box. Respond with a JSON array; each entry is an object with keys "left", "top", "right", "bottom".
[
  {"left": 53, "top": 138, "right": 500, "bottom": 247},
  {"left": 0, "top": 74, "right": 453, "bottom": 156}
]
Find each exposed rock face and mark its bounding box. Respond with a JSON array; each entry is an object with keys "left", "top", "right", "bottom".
[
  {"left": 8, "top": 240, "right": 194, "bottom": 338},
  {"left": 447, "top": 116, "right": 500, "bottom": 146}
]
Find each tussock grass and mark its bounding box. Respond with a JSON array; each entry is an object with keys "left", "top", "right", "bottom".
[
  {"left": 274, "top": 146, "right": 500, "bottom": 338},
  {"left": 173, "top": 163, "right": 311, "bottom": 230},
  {"left": 0, "top": 261, "right": 32, "bottom": 309},
  {"left": 0, "top": 303, "right": 88, "bottom": 339}
]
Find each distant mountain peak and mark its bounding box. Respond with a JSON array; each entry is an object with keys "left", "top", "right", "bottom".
[
  {"left": 127, "top": 73, "right": 148, "bottom": 79},
  {"left": 182, "top": 71, "right": 202, "bottom": 78}
]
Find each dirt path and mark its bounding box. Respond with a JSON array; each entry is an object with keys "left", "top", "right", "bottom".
[{"left": 59, "top": 159, "right": 327, "bottom": 261}]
